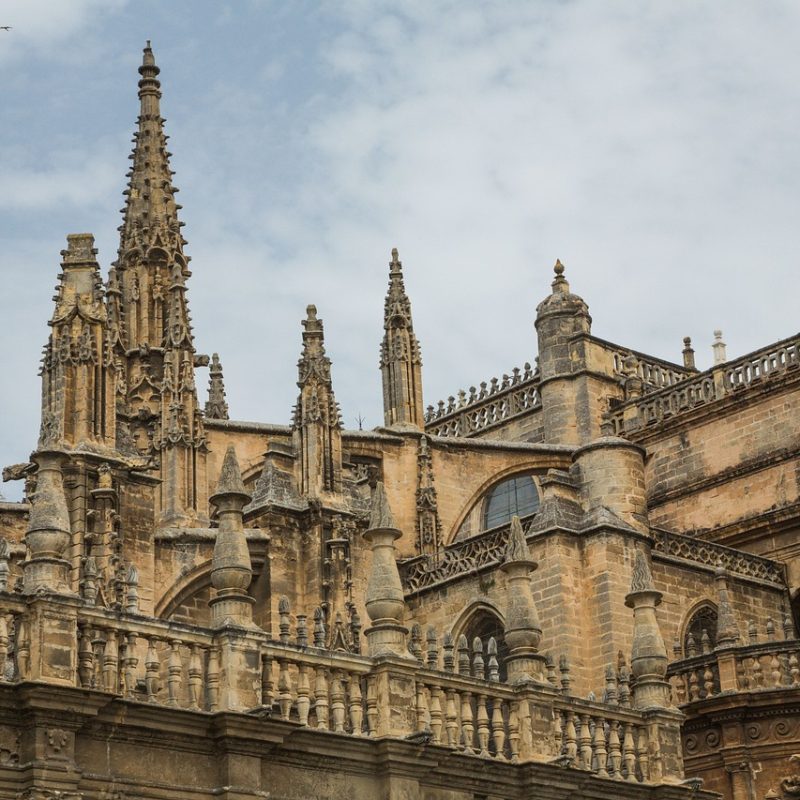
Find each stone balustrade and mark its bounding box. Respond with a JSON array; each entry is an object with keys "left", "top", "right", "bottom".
[
  {"left": 668, "top": 639, "right": 800, "bottom": 704},
  {"left": 424, "top": 363, "right": 540, "bottom": 438},
  {"left": 606, "top": 334, "right": 800, "bottom": 435},
  {"left": 608, "top": 345, "right": 695, "bottom": 392},
  {"left": 0, "top": 590, "right": 684, "bottom": 785}
]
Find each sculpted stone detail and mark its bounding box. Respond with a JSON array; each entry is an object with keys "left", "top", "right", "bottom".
[{"left": 415, "top": 436, "right": 441, "bottom": 557}]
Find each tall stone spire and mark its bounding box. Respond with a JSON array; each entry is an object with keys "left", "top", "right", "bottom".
[
  {"left": 292, "top": 305, "right": 342, "bottom": 497},
  {"left": 205, "top": 353, "right": 229, "bottom": 420},
  {"left": 38, "top": 234, "right": 117, "bottom": 451},
  {"left": 380, "top": 248, "right": 424, "bottom": 429},
  {"left": 112, "top": 43, "right": 207, "bottom": 524}
]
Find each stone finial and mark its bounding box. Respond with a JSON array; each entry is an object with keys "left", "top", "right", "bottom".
[
  {"left": 714, "top": 565, "right": 740, "bottom": 648},
  {"left": 552, "top": 259, "right": 568, "bottom": 293},
  {"left": 368, "top": 481, "right": 396, "bottom": 530},
  {"left": 682, "top": 336, "right": 696, "bottom": 370},
  {"left": 625, "top": 550, "right": 669, "bottom": 709},
  {"left": 712, "top": 330, "right": 727, "bottom": 365},
  {"left": 205, "top": 353, "right": 229, "bottom": 420},
  {"left": 23, "top": 452, "right": 73, "bottom": 594},
  {"left": 363, "top": 482, "right": 409, "bottom": 658},
  {"left": 500, "top": 515, "right": 543, "bottom": 682},
  {"left": 209, "top": 446, "right": 255, "bottom": 628}
]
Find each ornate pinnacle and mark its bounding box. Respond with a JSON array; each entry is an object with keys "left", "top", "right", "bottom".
[
  {"left": 211, "top": 445, "right": 249, "bottom": 504},
  {"left": 368, "top": 481, "right": 396, "bottom": 531},
  {"left": 205, "top": 353, "right": 229, "bottom": 420},
  {"left": 628, "top": 550, "right": 657, "bottom": 597},
  {"left": 504, "top": 515, "right": 534, "bottom": 565},
  {"left": 551, "top": 258, "right": 569, "bottom": 293}
]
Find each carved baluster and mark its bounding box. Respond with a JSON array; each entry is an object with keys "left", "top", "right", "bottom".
[
  {"left": 544, "top": 653, "right": 557, "bottom": 687},
  {"left": 700, "top": 630, "right": 712, "bottom": 654},
  {"left": 752, "top": 654, "right": 764, "bottom": 688},
  {"left": 608, "top": 719, "right": 622, "bottom": 779},
  {"left": 313, "top": 608, "right": 326, "bottom": 648},
  {"left": 91, "top": 627, "right": 105, "bottom": 690},
  {"left": 348, "top": 673, "right": 363, "bottom": 735},
  {"left": 688, "top": 668, "right": 700, "bottom": 701},
  {"left": 426, "top": 627, "right": 439, "bottom": 670},
  {"left": 124, "top": 632, "right": 138, "bottom": 698},
  {"left": 277, "top": 659, "right": 292, "bottom": 721},
  {"left": 366, "top": 675, "right": 378, "bottom": 737},
  {"left": 429, "top": 685, "right": 443, "bottom": 744},
  {"left": 594, "top": 717, "right": 608, "bottom": 777},
  {"left": 476, "top": 694, "right": 490, "bottom": 756},
  {"left": 790, "top": 650, "right": 800, "bottom": 687},
  {"left": 783, "top": 613, "right": 794, "bottom": 640},
  {"left": 605, "top": 666, "right": 618, "bottom": 705},
  {"left": 508, "top": 701, "right": 520, "bottom": 763},
  {"left": 296, "top": 663, "right": 311, "bottom": 726},
  {"left": 686, "top": 633, "right": 698, "bottom": 657},
  {"left": 145, "top": 637, "right": 160, "bottom": 702},
  {"left": 487, "top": 638, "right": 500, "bottom": 682},
  {"left": 296, "top": 614, "right": 308, "bottom": 648},
  {"left": 672, "top": 672, "right": 687, "bottom": 705},
  {"left": 260, "top": 653, "right": 274, "bottom": 710},
  {"left": 702, "top": 663, "right": 714, "bottom": 697},
  {"left": 207, "top": 647, "right": 220, "bottom": 711},
  {"left": 564, "top": 711, "right": 578, "bottom": 764},
  {"left": 766, "top": 618, "right": 776, "bottom": 642},
  {"left": 636, "top": 725, "right": 649, "bottom": 782},
  {"left": 623, "top": 721, "right": 637, "bottom": 781},
  {"left": 188, "top": 644, "right": 202, "bottom": 710},
  {"left": 736, "top": 655, "right": 749, "bottom": 689},
  {"left": 167, "top": 639, "right": 182, "bottom": 706},
  {"left": 748, "top": 620, "right": 758, "bottom": 644},
  {"left": 579, "top": 714, "right": 592, "bottom": 770},
  {"left": 461, "top": 691, "right": 474, "bottom": 753},
  {"left": 552, "top": 708, "right": 563, "bottom": 755},
  {"left": 618, "top": 662, "right": 631, "bottom": 707},
  {"left": 409, "top": 623, "right": 423, "bottom": 663},
  {"left": 442, "top": 631, "right": 455, "bottom": 673},
  {"left": 278, "top": 597, "right": 291, "bottom": 644},
  {"left": 330, "top": 669, "right": 346, "bottom": 732},
  {"left": 444, "top": 688, "right": 458, "bottom": 747},
  {"left": 103, "top": 629, "right": 119, "bottom": 694},
  {"left": 770, "top": 651, "right": 782, "bottom": 687},
  {"left": 472, "top": 637, "right": 485, "bottom": 680},
  {"left": 457, "top": 635, "right": 470, "bottom": 675},
  {"left": 77, "top": 625, "right": 94, "bottom": 689},
  {"left": 490, "top": 698, "right": 505, "bottom": 759},
  {"left": 314, "top": 666, "right": 329, "bottom": 729},
  {"left": 559, "top": 655, "right": 571, "bottom": 695},
  {"left": 415, "top": 680, "right": 430, "bottom": 732}
]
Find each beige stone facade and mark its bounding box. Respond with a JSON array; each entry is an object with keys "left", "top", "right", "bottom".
[{"left": 0, "top": 43, "right": 798, "bottom": 800}]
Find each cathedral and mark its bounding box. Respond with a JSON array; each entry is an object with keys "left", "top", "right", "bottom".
[{"left": 1, "top": 43, "right": 799, "bottom": 800}]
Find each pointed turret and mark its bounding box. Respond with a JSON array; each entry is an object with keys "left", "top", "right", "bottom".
[
  {"left": 209, "top": 446, "right": 255, "bottom": 628},
  {"left": 292, "top": 305, "right": 342, "bottom": 497},
  {"left": 380, "top": 248, "right": 424, "bottom": 429},
  {"left": 111, "top": 43, "right": 207, "bottom": 524},
  {"left": 205, "top": 353, "right": 229, "bottom": 420},
  {"left": 38, "top": 234, "right": 117, "bottom": 451}
]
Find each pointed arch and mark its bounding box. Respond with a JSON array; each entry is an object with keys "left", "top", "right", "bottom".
[{"left": 681, "top": 600, "right": 719, "bottom": 657}]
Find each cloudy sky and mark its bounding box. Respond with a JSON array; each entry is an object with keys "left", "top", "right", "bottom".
[{"left": 1, "top": 1, "right": 799, "bottom": 500}]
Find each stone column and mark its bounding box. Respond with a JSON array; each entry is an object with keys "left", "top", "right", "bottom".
[
  {"left": 625, "top": 550, "right": 670, "bottom": 709},
  {"left": 209, "top": 446, "right": 255, "bottom": 628},
  {"left": 363, "top": 482, "right": 409, "bottom": 658},
  {"left": 500, "top": 516, "right": 545, "bottom": 683},
  {"left": 23, "top": 452, "right": 73, "bottom": 595}
]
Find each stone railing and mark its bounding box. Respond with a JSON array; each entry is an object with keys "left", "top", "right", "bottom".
[
  {"left": 0, "top": 591, "right": 683, "bottom": 786},
  {"left": 668, "top": 638, "right": 800, "bottom": 705},
  {"left": 424, "top": 363, "right": 540, "bottom": 438},
  {"left": 652, "top": 528, "right": 785, "bottom": 586},
  {"left": 607, "top": 345, "right": 694, "bottom": 393},
  {"left": 605, "top": 334, "right": 800, "bottom": 434},
  {"left": 400, "top": 514, "right": 536, "bottom": 596}
]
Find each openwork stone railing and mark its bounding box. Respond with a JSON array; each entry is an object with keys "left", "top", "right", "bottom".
[
  {"left": 400, "top": 521, "right": 783, "bottom": 600},
  {"left": 424, "top": 363, "right": 540, "bottom": 438},
  {"left": 400, "top": 515, "right": 536, "bottom": 596},
  {"left": 606, "top": 334, "right": 800, "bottom": 434},
  {"left": 668, "top": 639, "right": 800, "bottom": 705},
  {"left": 652, "top": 529, "right": 785, "bottom": 586},
  {"left": 607, "top": 344, "right": 694, "bottom": 393}
]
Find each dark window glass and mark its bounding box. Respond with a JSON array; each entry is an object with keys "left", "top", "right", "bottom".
[{"left": 482, "top": 475, "right": 539, "bottom": 530}]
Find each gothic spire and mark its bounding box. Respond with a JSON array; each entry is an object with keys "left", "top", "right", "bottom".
[
  {"left": 380, "top": 248, "right": 424, "bottom": 429},
  {"left": 205, "top": 353, "right": 229, "bottom": 420}
]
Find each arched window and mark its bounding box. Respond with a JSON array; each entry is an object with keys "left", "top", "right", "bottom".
[
  {"left": 461, "top": 609, "right": 508, "bottom": 682},
  {"left": 683, "top": 605, "right": 718, "bottom": 657},
  {"left": 482, "top": 475, "right": 539, "bottom": 530}
]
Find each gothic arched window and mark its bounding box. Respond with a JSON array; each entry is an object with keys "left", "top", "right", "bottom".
[
  {"left": 683, "top": 604, "right": 718, "bottom": 657},
  {"left": 482, "top": 475, "right": 539, "bottom": 530},
  {"left": 461, "top": 609, "right": 508, "bottom": 682}
]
